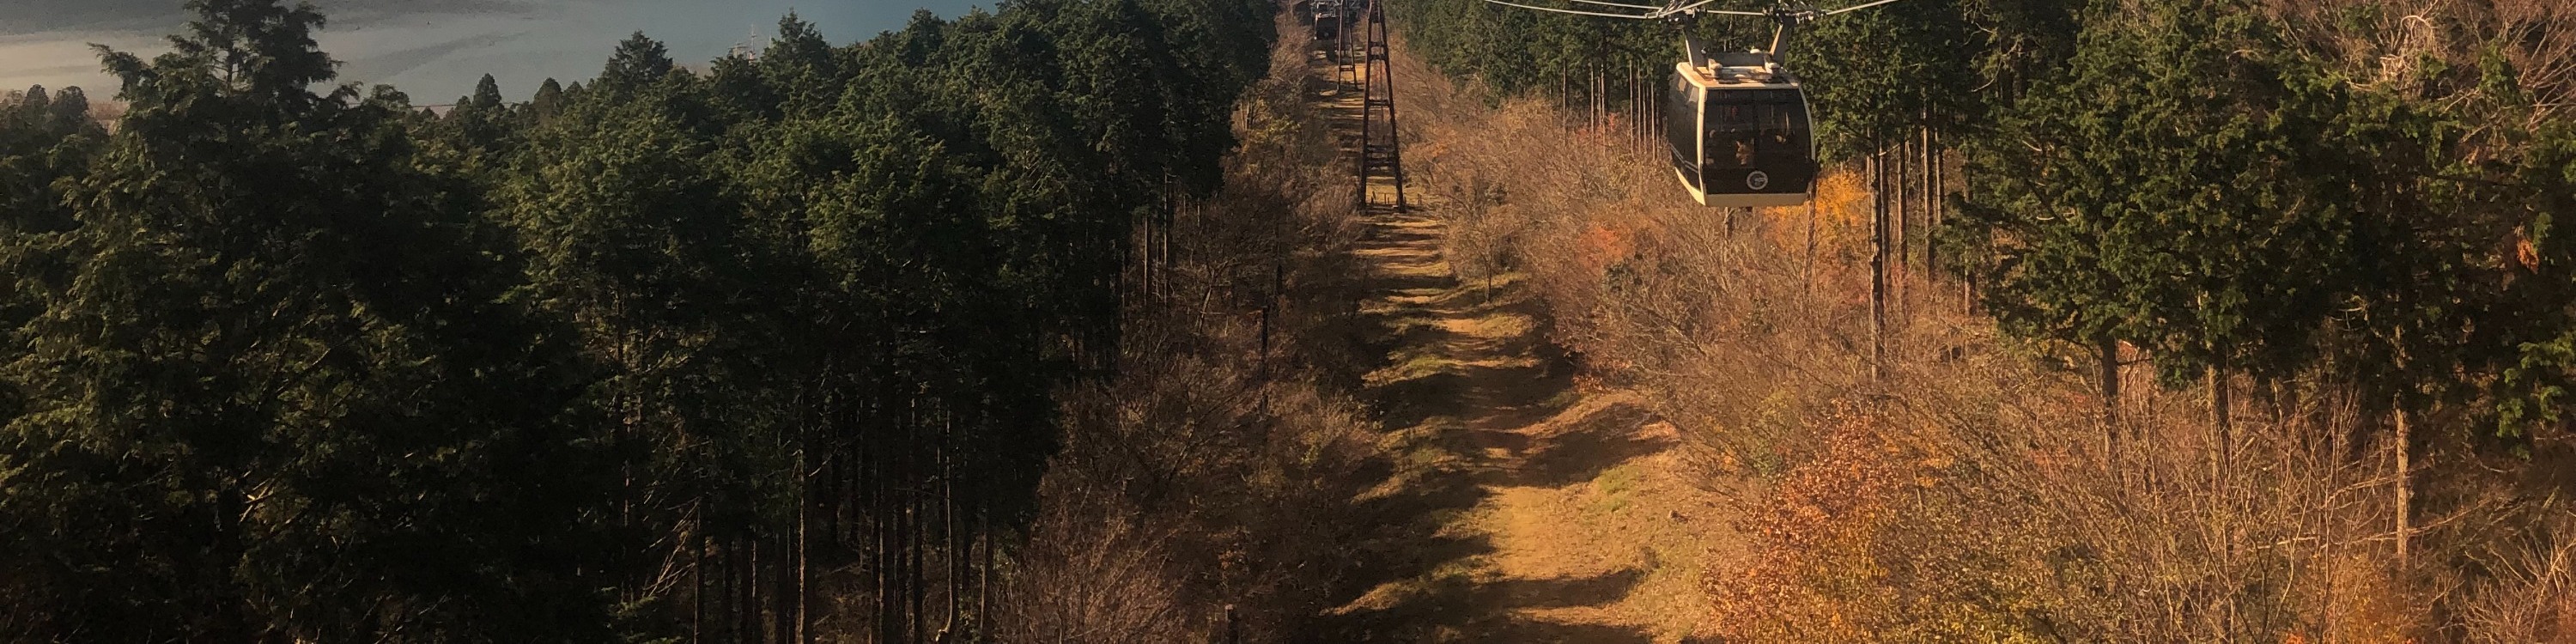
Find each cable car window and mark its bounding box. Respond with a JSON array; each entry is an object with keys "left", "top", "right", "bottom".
[
  {"left": 1663, "top": 71, "right": 1702, "bottom": 185},
  {"left": 1703, "top": 91, "right": 1808, "bottom": 170}
]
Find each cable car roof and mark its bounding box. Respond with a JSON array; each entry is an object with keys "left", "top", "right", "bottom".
[{"left": 1675, "top": 58, "right": 1798, "bottom": 90}]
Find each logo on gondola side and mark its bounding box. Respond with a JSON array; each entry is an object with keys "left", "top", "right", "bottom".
[{"left": 1747, "top": 171, "right": 1771, "bottom": 191}]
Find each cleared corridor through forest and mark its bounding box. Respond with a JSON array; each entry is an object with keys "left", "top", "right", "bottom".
[{"left": 1302, "top": 36, "right": 1727, "bottom": 644}]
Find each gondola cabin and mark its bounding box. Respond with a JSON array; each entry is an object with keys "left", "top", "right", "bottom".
[
  {"left": 1313, "top": 0, "right": 1344, "bottom": 40},
  {"left": 1664, "top": 51, "right": 1816, "bottom": 208}
]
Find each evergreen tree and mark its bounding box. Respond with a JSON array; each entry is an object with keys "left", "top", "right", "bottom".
[
  {"left": 530, "top": 76, "right": 566, "bottom": 121},
  {"left": 1953, "top": 0, "right": 2460, "bottom": 439},
  {"left": 0, "top": 0, "right": 1283, "bottom": 638},
  {"left": 447, "top": 73, "right": 515, "bottom": 152},
  {"left": 598, "top": 32, "right": 676, "bottom": 91},
  {"left": 0, "top": 1, "right": 617, "bottom": 638},
  {"left": 1798, "top": 0, "right": 1973, "bottom": 161},
  {"left": 762, "top": 12, "right": 847, "bottom": 118},
  {"left": 469, "top": 73, "right": 503, "bottom": 110}
]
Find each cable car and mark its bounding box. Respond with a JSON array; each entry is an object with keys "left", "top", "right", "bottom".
[
  {"left": 1666, "top": 49, "right": 1814, "bottom": 208},
  {"left": 1313, "top": 0, "right": 1344, "bottom": 40},
  {"left": 1474, "top": 0, "right": 1909, "bottom": 208}
]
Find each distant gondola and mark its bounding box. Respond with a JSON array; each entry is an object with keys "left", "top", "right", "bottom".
[{"left": 1313, "top": 0, "right": 1344, "bottom": 40}]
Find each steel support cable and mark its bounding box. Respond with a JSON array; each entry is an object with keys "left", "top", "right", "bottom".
[
  {"left": 1565, "top": 0, "right": 1668, "bottom": 10},
  {"left": 1475, "top": 0, "right": 1662, "bottom": 20},
  {"left": 1824, "top": 0, "right": 1909, "bottom": 15}
]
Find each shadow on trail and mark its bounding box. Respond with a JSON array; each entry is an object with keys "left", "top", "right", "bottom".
[
  {"left": 1326, "top": 568, "right": 1656, "bottom": 644},
  {"left": 1504, "top": 403, "right": 1670, "bottom": 488}
]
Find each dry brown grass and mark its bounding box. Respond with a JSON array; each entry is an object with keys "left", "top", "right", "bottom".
[
  {"left": 1383, "top": 26, "right": 2576, "bottom": 642},
  {"left": 1000, "top": 9, "right": 2576, "bottom": 640}
]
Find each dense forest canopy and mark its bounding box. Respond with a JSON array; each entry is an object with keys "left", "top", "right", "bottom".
[{"left": 0, "top": 0, "right": 1272, "bottom": 639}]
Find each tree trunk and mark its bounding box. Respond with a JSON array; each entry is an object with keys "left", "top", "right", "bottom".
[
  {"left": 793, "top": 387, "right": 813, "bottom": 644},
  {"left": 1140, "top": 205, "right": 1153, "bottom": 301},
  {"left": 2393, "top": 398, "right": 2412, "bottom": 568},
  {"left": 1804, "top": 200, "right": 1817, "bottom": 297},
  {"left": 754, "top": 536, "right": 765, "bottom": 643},
  {"left": 694, "top": 528, "right": 707, "bottom": 644},
  {"left": 1871, "top": 140, "right": 1888, "bottom": 382},
  {"left": 909, "top": 488, "right": 926, "bottom": 644},
  {"left": 1161, "top": 194, "right": 1176, "bottom": 294},
  {"left": 1898, "top": 131, "right": 1911, "bottom": 282},
  {"left": 2210, "top": 359, "right": 2237, "bottom": 561},
  {"left": 978, "top": 509, "right": 993, "bottom": 641},
  {"left": 2099, "top": 336, "right": 2120, "bottom": 430},
  {"left": 799, "top": 487, "right": 812, "bottom": 643},
  {"left": 1959, "top": 167, "right": 1974, "bottom": 317},
  {"left": 945, "top": 449, "right": 962, "bottom": 641},
  {"left": 769, "top": 533, "right": 783, "bottom": 643},
  {"left": 2210, "top": 360, "right": 2233, "bottom": 476},
  {"left": 1923, "top": 125, "right": 1937, "bottom": 285},
  {"left": 2323, "top": 388, "right": 2344, "bottom": 629},
  {"left": 734, "top": 538, "right": 752, "bottom": 644},
  {"left": 876, "top": 444, "right": 896, "bottom": 644}
]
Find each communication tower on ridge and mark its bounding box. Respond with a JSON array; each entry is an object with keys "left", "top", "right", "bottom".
[{"left": 729, "top": 25, "right": 769, "bottom": 60}]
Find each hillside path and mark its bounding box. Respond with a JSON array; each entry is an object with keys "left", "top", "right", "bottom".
[{"left": 1303, "top": 37, "right": 1733, "bottom": 644}]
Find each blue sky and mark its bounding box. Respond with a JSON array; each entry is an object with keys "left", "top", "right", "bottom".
[{"left": 0, "top": 0, "right": 988, "bottom": 102}]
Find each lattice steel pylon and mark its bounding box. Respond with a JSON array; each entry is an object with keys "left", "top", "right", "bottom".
[
  {"left": 1357, "top": 0, "right": 1406, "bottom": 210},
  {"left": 1334, "top": 3, "right": 1358, "bottom": 88}
]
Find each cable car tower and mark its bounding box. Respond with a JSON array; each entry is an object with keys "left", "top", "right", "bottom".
[
  {"left": 1357, "top": 0, "right": 1406, "bottom": 210},
  {"left": 1473, "top": 0, "right": 1907, "bottom": 208}
]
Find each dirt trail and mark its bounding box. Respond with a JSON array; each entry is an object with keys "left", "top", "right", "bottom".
[{"left": 1303, "top": 39, "right": 1734, "bottom": 644}]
